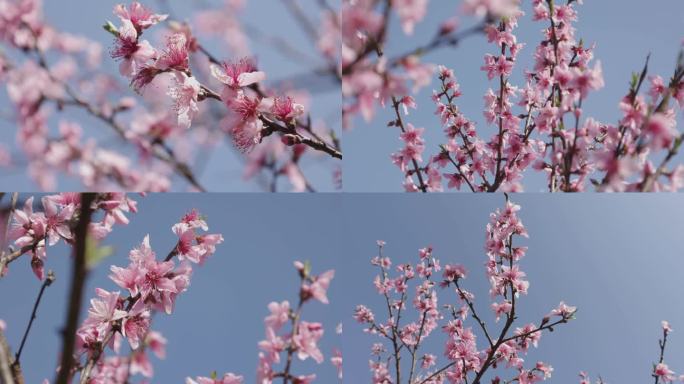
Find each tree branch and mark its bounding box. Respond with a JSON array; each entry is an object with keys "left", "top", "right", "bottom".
[
  {"left": 55, "top": 193, "right": 96, "bottom": 384},
  {"left": 14, "top": 270, "right": 55, "bottom": 366}
]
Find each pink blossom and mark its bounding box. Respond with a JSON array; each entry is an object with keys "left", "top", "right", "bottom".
[
  {"left": 226, "top": 93, "right": 265, "bottom": 153},
  {"left": 82, "top": 288, "right": 127, "bottom": 338},
  {"left": 463, "top": 0, "right": 520, "bottom": 19},
  {"left": 265, "top": 301, "right": 290, "bottom": 331},
  {"left": 644, "top": 112, "right": 678, "bottom": 150},
  {"left": 168, "top": 72, "right": 201, "bottom": 129},
  {"left": 9, "top": 197, "right": 45, "bottom": 247},
  {"left": 354, "top": 305, "right": 375, "bottom": 323},
  {"left": 186, "top": 373, "right": 243, "bottom": 384},
  {"left": 121, "top": 300, "right": 151, "bottom": 349},
  {"left": 113, "top": 2, "right": 168, "bottom": 33},
  {"left": 393, "top": 0, "right": 428, "bottom": 35},
  {"left": 303, "top": 269, "right": 335, "bottom": 304},
  {"left": 549, "top": 301, "right": 577, "bottom": 319},
  {"left": 572, "top": 61, "right": 604, "bottom": 98},
  {"left": 146, "top": 331, "right": 167, "bottom": 359},
  {"left": 293, "top": 321, "right": 325, "bottom": 363},
  {"left": 110, "top": 19, "right": 156, "bottom": 77},
  {"left": 41, "top": 196, "right": 74, "bottom": 246},
  {"left": 210, "top": 58, "right": 265, "bottom": 89},
  {"left": 654, "top": 363, "right": 676, "bottom": 382},
  {"left": 331, "top": 348, "right": 343, "bottom": 379},
  {"left": 269, "top": 96, "right": 304, "bottom": 122},
  {"left": 155, "top": 33, "right": 189, "bottom": 71}
]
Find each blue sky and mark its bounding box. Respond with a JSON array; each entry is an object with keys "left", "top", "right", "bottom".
[
  {"left": 0, "top": 0, "right": 341, "bottom": 192},
  {"left": 343, "top": 1, "right": 684, "bottom": 192},
  {"left": 0, "top": 194, "right": 342, "bottom": 382}
]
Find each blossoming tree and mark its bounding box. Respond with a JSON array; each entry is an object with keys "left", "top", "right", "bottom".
[
  {"left": 354, "top": 199, "right": 577, "bottom": 382},
  {"left": 0, "top": 193, "right": 339, "bottom": 383},
  {"left": 353, "top": 199, "right": 684, "bottom": 383},
  {"left": 342, "top": 0, "right": 684, "bottom": 192},
  {"left": 0, "top": 0, "right": 342, "bottom": 192}
]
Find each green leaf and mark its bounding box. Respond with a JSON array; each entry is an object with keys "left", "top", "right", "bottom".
[
  {"left": 630, "top": 72, "right": 638, "bottom": 91},
  {"left": 85, "top": 234, "right": 114, "bottom": 269},
  {"left": 102, "top": 21, "right": 119, "bottom": 37},
  {"left": 303, "top": 260, "right": 312, "bottom": 278}
]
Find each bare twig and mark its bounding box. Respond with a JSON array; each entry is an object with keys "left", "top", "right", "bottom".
[{"left": 14, "top": 270, "right": 55, "bottom": 366}]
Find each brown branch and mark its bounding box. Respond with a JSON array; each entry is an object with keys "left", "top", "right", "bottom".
[
  {"left": 0, "top": 243, "right": 42, "bottom": 278},
  {"left": 14, "top": 270, "right": 55, "bottom": 366},
  {"left": 199, "top": 84, "right": 342, "bottom": 159},
  {"left": 55, "top": 193, "right": 96, "bottom": 384},
  {"left": 0, "top": 328, "right": 20, "bottom": 384}
]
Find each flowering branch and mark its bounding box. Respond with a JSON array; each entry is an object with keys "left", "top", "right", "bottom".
[
  {"left": 355, "top": 200, "right": 574, "bottom": 383},
  {"left": 185, "top": 261, "right": 338, "bottom": 384},
  {"left": 0, "top": 0, "right": 341, "bottom": 191},
  {"left": 344, "top": 0, "right": 684, "bottom": 192}
]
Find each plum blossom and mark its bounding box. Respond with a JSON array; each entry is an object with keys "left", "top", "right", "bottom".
[
  {"left": 168, "top": 72, "right": 201, "bottom": 129},
  {"left": 357, "top": 201, "right": 574, "bottom": 383},
  {"left": 210, "top": 58, "right": 265, "bottom": 89},
  {"left": 294, "top": 321, "right": 325, "bottom": 363},
  {"left": 73, "top": 208, "right": 224, "bottom": 382},
  {"left": 302, "top": 269, "right": 335, "bottom": 304},
  {"left": 186, "top": 373, "right": 244, "bottom": 384},
  {"left": 110, "top": 19, "right": 156, "bottom": 77},
  {"left": 113, "top": 1, "right": 168, "bottom": 33}
]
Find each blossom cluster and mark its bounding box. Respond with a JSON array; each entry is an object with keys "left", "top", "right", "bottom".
[
  {"left": 0, "top": 0, "right": 341, "bottom": 191},
  {"left": 2, "top": 193, "right": 137, "bottom": 280},
  {"left": 186, "top": 261, "right": 339, "bottom": 384},
  {"left": 343, "top": 0, "right": 684, "bottom": 192},
  {"left": 73, "top": 209, "right": 224, "bottom": 383},
  {"left": 256, "top": 261, "right": 336, "bottom": 383},
  {"left": 354, "top": 201, "right": 576, "bottom": 383}
]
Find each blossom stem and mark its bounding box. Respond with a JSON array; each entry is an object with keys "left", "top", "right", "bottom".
[
  {"left": 391, "top": 96, "right": 427, "bottom": 192},
  {"left": 0, "top": 243, "right": 43, "bottom": 279},
  {"left": 454, "top": 280, "right": 494, "bottom": 348},
  {"left": 491, "top": 33, "right": 508, "bottom": 191},
  {"left": 281, "top": 298, "right": 304, "bottom": 384},
  {"left": 654, "top": 327, "right": 669, "bottom": 384},
  {"left": 198, "top": 84, "right": 343, "bottom": 159},
  {"left": 79, "top": 330, "right": 115, "bottom": 384}
]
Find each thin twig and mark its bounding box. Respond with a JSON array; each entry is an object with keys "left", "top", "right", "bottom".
[{"left": 13, "top": 270, "right": 55, "bottom": 365}]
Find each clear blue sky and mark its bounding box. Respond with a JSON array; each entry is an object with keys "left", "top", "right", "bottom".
[
  {"left": 0, "top": 0, "right": 341, "bottom": 192},
  {"left": 0, "top": 194, "right": 342, "bottom": 382},
  {"left": 344, "top": 1, "right": 684, "bottom": 192},
  {"left": 339, "top": 194, "right": 684, "bottom": 382}
]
